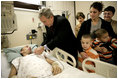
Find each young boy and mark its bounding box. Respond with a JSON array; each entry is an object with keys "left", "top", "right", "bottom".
[
  {"left": 9, "top": 45, "right": 62, "bottom": 78},
  {"left": 78, "top": 34, "right": 99, "bottom": 72},
  {"left": 92, "top": 29, "right": 117, "bottom": 65}
]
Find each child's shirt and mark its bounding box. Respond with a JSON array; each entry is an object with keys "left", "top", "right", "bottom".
[
  {"left": 92, "top": 38, "right": 117, "bottom": 62},
  {"left": 78, "top": 47, "right": 99, "bottom": 72}
]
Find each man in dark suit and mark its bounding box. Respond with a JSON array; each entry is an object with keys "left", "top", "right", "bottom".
[{"left": 34, "top": 8, "right": 77, "bottom": 63}]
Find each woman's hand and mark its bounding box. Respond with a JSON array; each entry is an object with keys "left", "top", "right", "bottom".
[
  {"left": 94, "top": 44, "right": 103, "bottom": 52},
  {"left": 52, "top": 62, "right": 62, "bottom": 75},
  {"left": 34, "top": 46, "right": 44, "bottom": 55},
  {"left": 101, "top": 47, "right": 108, "bottom": 53}
]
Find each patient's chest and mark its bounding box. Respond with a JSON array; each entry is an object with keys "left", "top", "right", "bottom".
[{"left": 17, "top": 54, "right": 52, "bottom": 78}]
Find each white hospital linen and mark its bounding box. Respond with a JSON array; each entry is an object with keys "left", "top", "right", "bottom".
[
  {"left": 12, "top": 53, "right": 53, "bottom": 78},
  {"left": 53, "top": 61, "right": 105, "bottom": 78}
]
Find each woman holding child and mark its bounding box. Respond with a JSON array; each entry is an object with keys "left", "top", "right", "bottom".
[{"left": 77, "top": 2, "right": 116, "bottom": 62}]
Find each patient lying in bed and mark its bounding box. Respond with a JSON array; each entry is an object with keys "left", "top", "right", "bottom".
[{"left": 9, "top": 45, "right": 62, "bottom": 78}]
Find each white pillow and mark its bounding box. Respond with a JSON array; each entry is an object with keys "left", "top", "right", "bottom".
[{"left": 3, "top": 44, "right": 38, "bottom": 63}]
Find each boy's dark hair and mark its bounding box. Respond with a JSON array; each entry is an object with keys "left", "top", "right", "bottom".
[
  {"left": 76, "top": 12, "right": 85, "bottom": 20},
  {"left": 95, "top": 29, "right": 108, "bottom": 38},
  {"left": 90, "top": 2, "right": 104, "bottom": 12},
  {"left": 104, "top": 6, "right": 115, "bottom": 15}
]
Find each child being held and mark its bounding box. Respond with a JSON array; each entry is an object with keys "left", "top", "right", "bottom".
[
  {"left": 78, "top": 34, "right": 99, "bottom": 72},
  {"left": 92, "top": 29, "right": 117, "bottom": 65}
]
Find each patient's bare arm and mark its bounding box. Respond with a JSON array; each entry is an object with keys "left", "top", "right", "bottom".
[
  {"left": 45, "top": 58, "right": 62, "bottom": 75},
  {"left": 45, "top": 57, "right": 54, "bottom": 64},
  {"left": 8, "top": 64, "right": 17, "bottom": 78}
]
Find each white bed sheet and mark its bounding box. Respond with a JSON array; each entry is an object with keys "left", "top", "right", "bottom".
[
  {"left": 1, "top": 52, "right": 11, "bottom": 78},
  {"left": 1, "top": 52, "right": 105, "bottom": 78},
  {"left": 52, "top": 61, "right": 105, "bottom": 78}
]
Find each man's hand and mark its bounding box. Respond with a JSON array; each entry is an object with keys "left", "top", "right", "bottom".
[
  {"left": 80, "top": 52, "right": 88, "bottom": 59},
  {"left": 34, "top": 46, "right": 44, "bottom": 55},
  {"left": 52, "top": 62, "right": 62, "bottom": 75}
]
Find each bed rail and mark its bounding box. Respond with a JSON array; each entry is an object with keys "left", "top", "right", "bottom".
[
  {"left": 82, "top": 58, "right": 117, "bottom": 78},
  {"left": 53, "top": 47, "right": 76, "bottom": 67}
]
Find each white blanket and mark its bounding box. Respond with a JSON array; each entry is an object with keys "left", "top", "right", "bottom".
[
  {"left": 53, "top": 61, "right": 105, "bottom": 78},
  {"left": 12, "top": 54, "right": 53, "bottom": 78},
  {"left": 2, "top": 52, "right": 105, "bottom": 78}
]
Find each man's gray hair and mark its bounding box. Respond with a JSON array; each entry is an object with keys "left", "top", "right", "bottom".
[{"left": 39, "top": 8, "right": 54, "bottom": 19}]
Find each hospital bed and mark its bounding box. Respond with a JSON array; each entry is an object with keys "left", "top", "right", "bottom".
[
  {"left": 1, "top": 44, "right": 116, "bottom": 78},
  {"left": 82, "top": 57, "right": 117, "bottom": 78},
  {"left": 53, "top": 47, "right": 117, "bottom": 78}
]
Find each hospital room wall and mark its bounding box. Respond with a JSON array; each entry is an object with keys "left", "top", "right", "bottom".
[
  {"left": 7, "top": 10, "right": 43, "bottom": 48},
  {"left": 75, "top": 1, "right": 117, "bottom": 25},
  {"left": 6, "top": 1, "right": 117, "bottom": 48},
  {"left": 7, "top": 1, "right": 75, "bottom": 48}
]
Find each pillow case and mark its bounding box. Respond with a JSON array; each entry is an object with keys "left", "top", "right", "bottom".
[{"left": 3, "top": 44, "right": 38, "bottom": 63}]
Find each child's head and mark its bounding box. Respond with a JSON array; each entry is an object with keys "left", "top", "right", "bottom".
[
  {"left": 81, "top": 34, "right": 92, "bottom": 50},
  {"left": 20, "top": 45, "right": 32, "bottom": 56},
  {"left": 95, "top": 29, "right": 109, "bottom": 42}
]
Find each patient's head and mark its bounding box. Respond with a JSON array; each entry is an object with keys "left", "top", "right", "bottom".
[
  {"left": 20, "top": 45, "right": 32, "bottom": 56},
  {"left": 81, "top": 34, "right": 92, "bottom": 50}
]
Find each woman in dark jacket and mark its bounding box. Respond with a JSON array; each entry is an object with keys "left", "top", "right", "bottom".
[{"left": 77, "top": 2, "right": 116, "bottom": 59}]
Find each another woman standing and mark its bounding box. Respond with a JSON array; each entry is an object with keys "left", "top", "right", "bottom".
[
  {"left": 77, "top": 2, "right": 116, "bottom": 59},
  {"left": 75, "top": 12, "right": 85, "bottom": 37},
  {"left": 104, "top": 6, "right": 117, "bottom": 34}
]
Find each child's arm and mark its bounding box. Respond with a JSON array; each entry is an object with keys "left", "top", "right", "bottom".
[
  {"left": 8, "top": 64, "right": 17, "bottom": 78},
  {"left": 92, "top": 40, "right": 103, "bottom": 52},
  {"left": 111, "top": 38, "right": 117, "bottom": 49},
  {"left": 94, "top": 45, "right": 103, "bottom": 52},
  {"left": 80, "top": 52, "right": 88, "bottom": 59}
]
